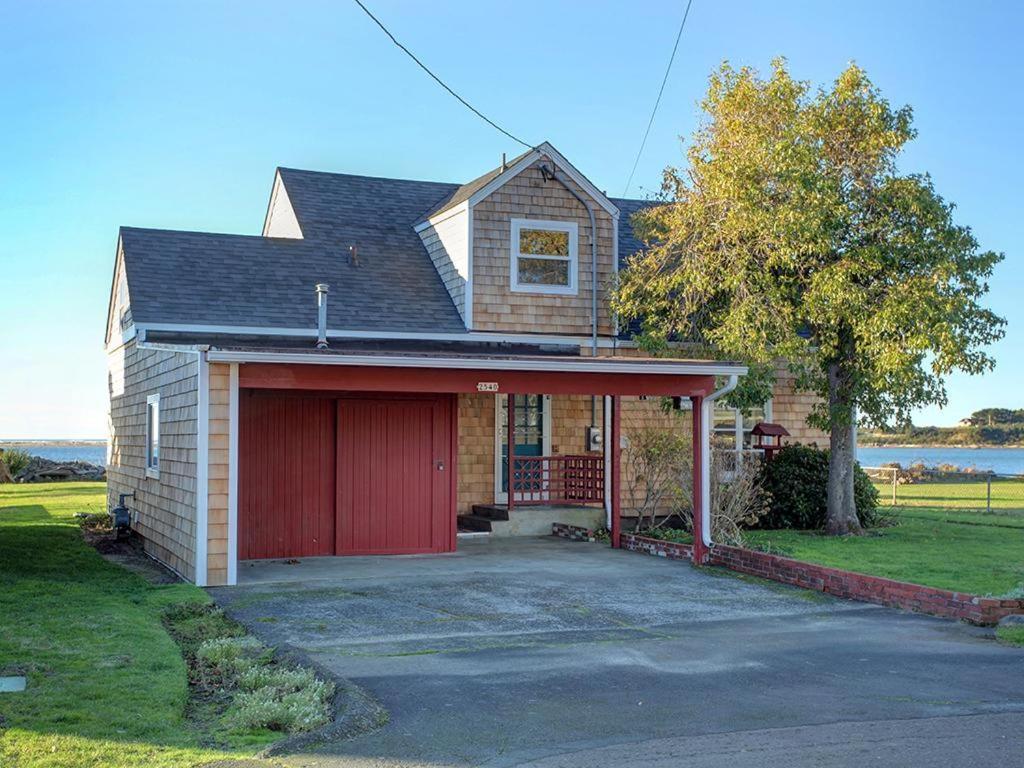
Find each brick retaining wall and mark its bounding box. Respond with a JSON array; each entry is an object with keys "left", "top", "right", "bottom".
[
  {"left": 620, "top": 533, "right": 1024, "bottom": 626},
  {"left": 552, "top": 523, "right": 597, "bottom": 542},
  {"left": 620, "top": 532, "right": 693, "bottom": 561}
]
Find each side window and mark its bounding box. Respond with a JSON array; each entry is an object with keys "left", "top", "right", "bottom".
[
  {"left": 713, "top": 401, "right": 772, "bottom": 450},
  {"left": 510, "top": 219, "right": 578, "bottom": 295},
  {"left": 145, "top": 394, "right": 160, "bottom": 477}
]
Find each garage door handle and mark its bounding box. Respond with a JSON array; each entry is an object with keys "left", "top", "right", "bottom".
[{"left": 436, "top": 461, "right": 445, "bottom": 471}]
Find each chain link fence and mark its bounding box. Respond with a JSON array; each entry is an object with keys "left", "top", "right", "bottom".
[{"left": 862, "top": 465, "right": 1024, "bottom": 513}]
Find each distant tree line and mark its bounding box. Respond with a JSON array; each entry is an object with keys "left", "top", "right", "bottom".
[
  {"left": 963, "top": 408, "right": 1024, "bottom": 426},
  {"left": 863, "top": 417, "right": 1024, "bottom": 447}
]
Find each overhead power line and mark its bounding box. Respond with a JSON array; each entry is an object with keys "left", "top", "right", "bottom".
[
  {"left": 352, "top": 0, "right": 534, "bottom": 150},
  {"left": 622, "top": 0, "right": 694, "bottom": 197}
]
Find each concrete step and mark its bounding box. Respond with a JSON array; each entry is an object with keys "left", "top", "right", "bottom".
[
  {"left": 457, "top": 514, "right": 493, "bottom": 532},
  {"left": 471, "top": 504, "right": 510, "bottom": 521}
]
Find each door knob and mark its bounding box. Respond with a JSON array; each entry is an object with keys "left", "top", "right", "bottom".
[{"left": 436, "top": 461, "right": 445, "bottom": 471}]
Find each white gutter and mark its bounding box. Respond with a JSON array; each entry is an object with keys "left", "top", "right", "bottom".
[
  {"left": 699, "top": 374, "right": 740, "bottom": 549},
  {"left": 203, "top": 348, "right": 747, "bottom": 377},
  {"left": 133, "top": 322, "right": 627, "bottom": 349}
]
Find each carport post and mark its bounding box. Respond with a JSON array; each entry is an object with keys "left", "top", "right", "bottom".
[
  {"left": 507, "top": 393, "right": 515, "bottom": 513},
  {"left": 610, "top": 394, "right": 621, "bottom": 548},
  {"left": 690, "top": 395, "right": 708, "bottom": 564}
]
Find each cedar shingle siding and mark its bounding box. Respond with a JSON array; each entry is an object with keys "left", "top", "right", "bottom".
[{"left": 107, "top": 338, "right": 198, "bottom": 579}]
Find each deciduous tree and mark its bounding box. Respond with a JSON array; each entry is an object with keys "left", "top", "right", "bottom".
[{"left": 614, "top": 60, "right": 1005, "bottom": 534}]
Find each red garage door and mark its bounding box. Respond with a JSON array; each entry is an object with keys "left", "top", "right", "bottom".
[
  {"left": 238, "top": 393, "right": 336, "bottom": 560},
  {"left": 336, "top": 395, "right": 455, "bottom": 555},
  {"left": 239, "top": 392, "right": 455, "bottom": 560}
]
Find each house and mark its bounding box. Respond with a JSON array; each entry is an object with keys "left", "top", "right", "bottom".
[{"left": 105, "top": 142, "right": 824, "bottom": 586}]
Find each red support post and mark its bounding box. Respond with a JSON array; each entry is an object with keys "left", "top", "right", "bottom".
[
  {"left": 507, "top": 393, "right": 515, "bottom": 512},
  {"left": 610, "top": 394, "right": 621, "bottom": 548},
  {"left": 691, "top": 395, "right": 707, "bottom": 564}
]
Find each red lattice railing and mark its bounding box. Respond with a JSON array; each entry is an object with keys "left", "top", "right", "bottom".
[{"left": 510, "top": 454, "right": 604, "bottom": 506}]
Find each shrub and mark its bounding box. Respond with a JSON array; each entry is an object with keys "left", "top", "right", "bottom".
[
  {"left": 238, "top": 664, "right": 317, "bottom": 693},
  {"left": 230, "top": 678, "right": 335, "bottom": 732},
  {"left": 757, "top": 444, "right": 880, "bottom": 530},
  {"left": 0, "top": 448, "right": 31, "bottom": 478},
  {"left": 676, "top": 451, "right": 770, "bottom": 546},
  {"left": 196, "top": 636, "right": 263, "bottom": 677},
  {"left": 622, "top": 425, "right": 691, "bottom": 532}
]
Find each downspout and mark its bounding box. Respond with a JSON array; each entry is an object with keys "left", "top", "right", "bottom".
[
  {"left": 699, "top": 374, "right": 739, "bottom": 552},
  {"left": 541, "top": 163, "right": 600, "bottom": 426}
]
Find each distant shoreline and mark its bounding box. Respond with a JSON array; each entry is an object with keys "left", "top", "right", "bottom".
[
  {"left": 859, "top": 443, "right": 1024, "bottom": 450},
  {"left": 0, "top": 440, "right": 106, "bottom": 446}
]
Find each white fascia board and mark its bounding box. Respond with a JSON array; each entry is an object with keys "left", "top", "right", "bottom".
[
  {"left": 203, "top": 348, "right": 747, "bottom": 377},
  {"left": 134, "top": 322, "right": 622, "bottom": 348},
  {"left": 465, "top": 202, "right": 474, "bottom": 330},
  {"left": 466, "top": 144, "right": 620, "bottom": 220},
  {"left": 412, "top": 200, "right": 469, "bottom": 233}
]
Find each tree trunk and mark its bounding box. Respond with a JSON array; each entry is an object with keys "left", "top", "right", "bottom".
[{"left": 826, "top": 360, "right": 862, "bottom": 535}]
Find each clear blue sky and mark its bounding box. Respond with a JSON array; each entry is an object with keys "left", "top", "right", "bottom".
[{"left": 1, "top": 0, "right": 1020, "bottom": 438}]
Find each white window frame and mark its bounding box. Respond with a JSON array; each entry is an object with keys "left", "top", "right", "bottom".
[
  {"left": 145, "top": 393, "right": 160, "bottom": 478},
  {"left": 713, "top": 399, "right": 773, "bottom": 451},
  {"left": 509, "top": 218, "right": 579, "bottom": 295}
]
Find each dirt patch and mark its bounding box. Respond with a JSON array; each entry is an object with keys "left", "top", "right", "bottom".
[{"left": 78, "top": 514, "right": 181, "bottom": 585}]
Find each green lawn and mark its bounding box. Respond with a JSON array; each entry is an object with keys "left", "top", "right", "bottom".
[
  {"left": 0, "top": 482, "right": 276, "bottom": 768},
  {"left": 745, "top": 505, "right": 1024, "bottom": 596},
  {"left": 997, "top": 626, "right": 1024, "bottom": 647},
  {"left": 872, "top": 476, "right": 1024, "bottom": 511}
]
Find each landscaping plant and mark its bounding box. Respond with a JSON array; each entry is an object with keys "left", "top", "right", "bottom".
[
  {"left": 757, "top": 444, "right": 880, "bottom": 530},
  {"left": 614, "top": 59, "right": 1005, "bottom": 535},
  {"left": 622, "top": 424, "right": 691, "bottom": 532}
]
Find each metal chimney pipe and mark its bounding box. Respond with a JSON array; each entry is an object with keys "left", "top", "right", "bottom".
[{"left": 315, "top": 283, "right": 329, "bottom": 349}]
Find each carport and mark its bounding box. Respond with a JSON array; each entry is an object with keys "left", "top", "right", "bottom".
[{"left": 208, "top": 346, "right": 745, "bottom": 582}]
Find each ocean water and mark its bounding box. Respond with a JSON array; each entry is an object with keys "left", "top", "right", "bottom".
[
  {"left": 1, "top": 444, "right": 107, "bottom": 466},
  {"left": 857, "top": 446, "right": 1024, "bottom": 476},
  {"left": 5, "top": 443, "right": 1023, "bottom": 476}
]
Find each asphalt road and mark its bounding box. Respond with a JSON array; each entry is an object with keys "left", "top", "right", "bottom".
[{"left": 211, "top": 537, "right": 1024, "bottom": 768}]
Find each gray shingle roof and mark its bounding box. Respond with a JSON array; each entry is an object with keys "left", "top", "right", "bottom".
[
  {"left": 119, "top": 165, "right": 662, "bottom": 336},
  {"left": 121, "top": 170, "right": 469, "bottom": 333},
  {"left": 416, "top": 148, "right": 534, "bottom": 224}
]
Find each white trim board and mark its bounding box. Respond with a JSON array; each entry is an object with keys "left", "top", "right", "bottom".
[
  {"left": 226, "top": 363, "right": 239, "bottom": 586},
  {"left": 469, "top": 143, "right": 620, "bottom": 219},
  {"left": 194, "top": 354, "right": 209, "bottom": 586},
  {"left": 203, "top": 349, "right": 747, "bottom": 377}
]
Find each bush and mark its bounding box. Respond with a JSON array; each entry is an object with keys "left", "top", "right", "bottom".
[
  {"left": 230, "top": 678, "right": 335, "bottom": 732},
  {"left": 1, "top": 448, "right": 31, "bottom": 478},
  {"left": 757, "top": 444, "right": 879, "bottom": 530},
  {"left": 238, "top": 664, "right": 317, "bottom": 693},
  {"left": 196, "top": 636, "right": 263, "bottom": 677}
]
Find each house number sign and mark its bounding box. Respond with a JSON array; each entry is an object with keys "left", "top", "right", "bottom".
[{"left": 476, "top": 382, "right": 500, "bottom": 392}]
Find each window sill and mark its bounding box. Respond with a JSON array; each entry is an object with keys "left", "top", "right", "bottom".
[
  {"left": 509, "top": 283, "right": 579, "bottom": 296},
  {"left": 145, "top": 467, "right": 160, "bottom": 480}
]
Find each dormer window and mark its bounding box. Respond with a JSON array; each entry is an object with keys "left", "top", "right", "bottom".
[{"left": 510, "top": 219, "right": 578, "bottom": 295}]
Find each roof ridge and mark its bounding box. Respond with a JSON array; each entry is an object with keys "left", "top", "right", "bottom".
[
  {"left": 119, "top": 225, "right": 276, "bottom": 241},
  {"left": 277, "top": 166, "right": 461, "bottom": 187}
]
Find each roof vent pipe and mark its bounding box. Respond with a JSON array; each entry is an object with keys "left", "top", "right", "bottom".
[{"left": 315, "top": 283, "right": 329, "bottom": 349}]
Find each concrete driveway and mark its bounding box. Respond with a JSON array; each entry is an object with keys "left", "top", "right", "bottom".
[{"left": 210, "top": 537, "right": 1024, "bottom": 768}]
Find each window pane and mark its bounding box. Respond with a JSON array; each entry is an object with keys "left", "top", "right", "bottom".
[
  {"left": 741, "top": 407, "right": 766, "bottom": 431},
  {"left": 519, "top": 228, "right": 569, "bottom": 257},
  {"left": 517, "top": 257, "right": 569, "bottom": 286},
  {"left": 148, "top": 401, "right": 159, "bottom": 468}
]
